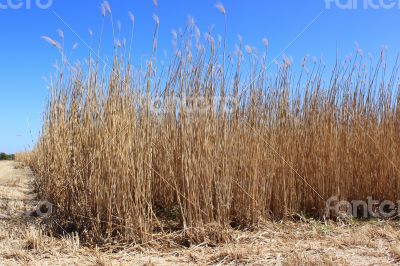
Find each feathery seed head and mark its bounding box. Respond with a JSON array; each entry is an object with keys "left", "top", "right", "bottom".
[
  {"left": 357, "top": 48, "right": 364, "bottom": 57},
  {"left": 100, "top": 4, "right": 106, "bottom": 17},
  {"left": 52, "top": 62, "right": 59, "bottom": 71},
  {"left": 380, "top": 49, "right": 386, "bottom": 60},
  {"left": 152, "top": 0, "right": 158, "bottom": 7},
  {"left": 215, "top": 2, "right": 226, "bottom": 15},
  {"left": 245, "top": 45, "right": 252, "bottom": 54},
  {"left": 262, "top": 38, "right": 269, "bottom": 48},
  {"left": 218, "top": 34, "right": 222, "bottom": 44},
  {"left": 57, "top": 29, "right": 64, "bottom": 40},
  {"left": 195, "top": 27, "right": 201, "bottom": 42},
  {"left": 204, "top": 32, "right": 215, "bottom": 45},
  {"left": 283, "top": 56, "right": 293, "bottom": 68},
  {"left": 118, "top": 20, "right": 122, "bottom": 32},
  {"left": 103, "top": 1, "right": 111, "bottom": 14},
  {"left": 41, "top": 36, "right": 61, "bottom": 49},
  {"left": 355, "top": 41, "right": 360, "bottom": 50},
  {"left": 237, "top": 34, "right": 243, "bottom": 43},
  {"left": 302, "top": 56, "right": 308, "bottom": 67},
  {"left": 187, "top": 15, "right": 195, "bottom": 28},
  {"left": 171, "top": 29, "right": 178, "bottom": 40},
  {"left": 128, "top": 12, "right": 135, "bottom": 25},
  {"left": 196, "top": 44, "right": 204, "bottom": 53}
]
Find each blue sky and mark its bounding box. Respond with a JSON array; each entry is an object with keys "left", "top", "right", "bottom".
[{"left": 1, "top": 0, "right": 400, "bottom": 153}]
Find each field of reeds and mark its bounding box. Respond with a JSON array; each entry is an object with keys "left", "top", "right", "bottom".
[{"left": 18, "top": 2, "right": 400, "bottom": 245}]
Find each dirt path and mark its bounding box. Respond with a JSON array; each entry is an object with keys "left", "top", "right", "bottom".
[
  {"left": 0, "top": 161, "right": 111, "bottom": 265},
  {"left": 1, "top": 160, "right": 400, "bottom": 265}
]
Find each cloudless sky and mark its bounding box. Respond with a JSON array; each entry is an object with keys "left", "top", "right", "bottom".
[{"left": 1, "top": 0, "right": 400, "bottom": 153}]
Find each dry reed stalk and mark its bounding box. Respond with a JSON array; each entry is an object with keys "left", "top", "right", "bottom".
[{"left": 20, "top": 7, "right": 400, "bottom": 244}]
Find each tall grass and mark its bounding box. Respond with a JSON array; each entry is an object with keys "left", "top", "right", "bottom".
[{"left": 21, "top": 5, "right": 400, "bottom": 244}]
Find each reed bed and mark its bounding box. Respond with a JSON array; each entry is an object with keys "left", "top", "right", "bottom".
[{"left": 20, "top": 3, "right": 400, "bottom": 244}]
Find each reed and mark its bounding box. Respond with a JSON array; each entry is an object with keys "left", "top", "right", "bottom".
[{"left": 22, "top": 2, "right": 400, "bottom": 244}]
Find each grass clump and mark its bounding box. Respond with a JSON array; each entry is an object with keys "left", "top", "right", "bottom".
[{"left": 20, "top": 2, "right": 400, "bottom": 244}]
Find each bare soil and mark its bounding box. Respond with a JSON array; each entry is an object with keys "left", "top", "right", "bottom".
[{"left": 1, "top": 160, "right": 399, "bottom": 265}]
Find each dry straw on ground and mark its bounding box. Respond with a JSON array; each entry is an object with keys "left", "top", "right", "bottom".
[
  {"left": 3, "top": 160, "right": 400, "bottom": 265},
  {"left": 17, "top": 1, "right": 400, "bottom": 245}
]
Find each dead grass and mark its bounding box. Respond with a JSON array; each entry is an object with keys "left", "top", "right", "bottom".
[{"left": 0, "top": 161, "right": 399, "bottom": 265}]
